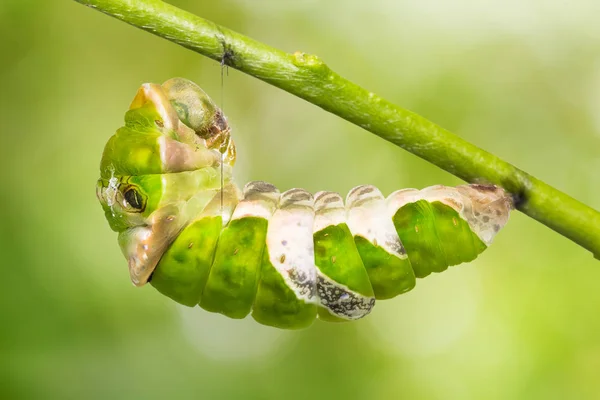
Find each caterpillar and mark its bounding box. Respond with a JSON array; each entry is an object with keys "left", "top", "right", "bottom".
[{"left": 96, "top": 78, "right": 513, "bottom": 329}]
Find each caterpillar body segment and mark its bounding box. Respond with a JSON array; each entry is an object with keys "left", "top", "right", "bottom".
[
  {"left": 346, "top": 185, "right": 415, "bottom": 300},
  {"left": 150, "top": 183, "right": 240, "bottom": 307},
  {"left": 313, "top": 191, "right": 376, "bottom": 323},
  {"left": 253, "top": 188, "right": 318, "bottom": 328},
  {"left": 96, "top": 78, "right": 513, "bottom": 329},
  {"left": 200, "top": 182, "right": 278, "bottom": 319}
]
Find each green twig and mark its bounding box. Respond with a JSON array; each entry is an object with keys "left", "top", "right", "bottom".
[{"left": 74, "top": 0, "right": 600, "bottom": 258}]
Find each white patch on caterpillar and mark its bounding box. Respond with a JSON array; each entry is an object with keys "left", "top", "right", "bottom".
[
  {"left": 266, "top": 188, "right": 317, "bottom": 303},
  {"left": 105, "top": 175, "right": 119, "bottom": 209},
  {"left": 231, "top": 181, "right": 280, "bottom": 221},
  {"left": 313, "top": 191, "right": 345, "bottom": 232},
  {"left": 198, "top": 182, "right": 240, "bottom": 226},
  {"left": 346, "top": 185, "right": 408, "bottom": 259},
  {"left": 386, "top": 184, "right": 512, "bottom": 246},
  {"left": 316, "top": 268, "right": 375, "bottom": 320}
]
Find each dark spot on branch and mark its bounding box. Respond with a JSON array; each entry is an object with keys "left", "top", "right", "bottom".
[
  {"left": 221, "top": 47, "right": 235, "bottom": 67},
  {"left": 511, "top": 190, "right": 527, "bottom": 209},
  {"left": 216, "top": 32, "right": 236, "bottom": 68}
]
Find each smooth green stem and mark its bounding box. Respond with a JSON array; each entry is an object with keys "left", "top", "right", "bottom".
[{"left": 75, "top": 0, "right": 600, "bottom": 258}]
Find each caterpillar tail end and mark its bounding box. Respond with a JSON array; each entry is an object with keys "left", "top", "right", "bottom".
[{"left": 457, "top": 184, "right": 513, "bottom": 246}]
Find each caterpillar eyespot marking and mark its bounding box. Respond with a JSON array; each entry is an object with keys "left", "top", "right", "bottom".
[{"left": 96, "top": 78, "right": 513, "bottom": 329}]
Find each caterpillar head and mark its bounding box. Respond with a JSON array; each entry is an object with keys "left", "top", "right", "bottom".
[{"left": 96, "top": 78, "right": 236, "bottom": 286}]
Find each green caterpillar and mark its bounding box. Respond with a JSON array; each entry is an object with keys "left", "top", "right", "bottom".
[{"left": 96, "top": 78, "right": 512, "bottom": 329}]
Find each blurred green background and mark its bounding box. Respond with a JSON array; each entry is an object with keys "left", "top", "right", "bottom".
[{"left": 2, "top": 0, "right": 600, "bottom": 399}]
